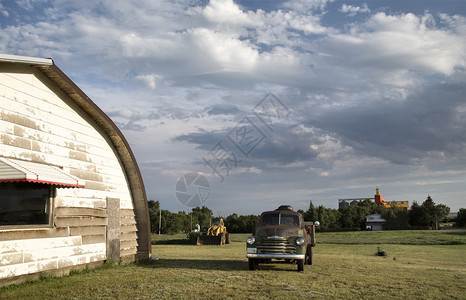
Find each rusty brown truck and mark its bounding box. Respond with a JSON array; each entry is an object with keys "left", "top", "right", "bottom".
[{"left": 246, "top": 205, "right": 318, "bottom": 272}]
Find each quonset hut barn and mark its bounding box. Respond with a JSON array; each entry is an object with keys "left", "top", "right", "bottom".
[{"left": 0, "top": 54, "right": 150, "bottom": 286}]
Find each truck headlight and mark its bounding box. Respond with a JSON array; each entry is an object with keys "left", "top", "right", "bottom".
[
  {"left": 247, "top": 236, "right": 255, "bottom": 245},
  {"left": 295, "top": 237, "right": 305, "bottom": 246}
]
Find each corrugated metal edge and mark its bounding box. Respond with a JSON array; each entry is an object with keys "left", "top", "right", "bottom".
[{"left": 0, "top": 54, "right": 53, "bottom": 66}]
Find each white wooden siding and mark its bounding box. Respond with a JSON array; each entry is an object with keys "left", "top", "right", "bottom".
[
  {"left": 0, "top": 68, "right": 133, "bottom": 209},
  {"left": 0, "top": 237, "right": 106, "bottom": 279}
]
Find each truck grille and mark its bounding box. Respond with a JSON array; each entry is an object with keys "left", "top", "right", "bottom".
[{"left": 256, "top": 237, "right": 296, "bottom": 254}]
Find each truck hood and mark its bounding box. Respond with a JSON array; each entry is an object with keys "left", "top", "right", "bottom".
[{"left": 256, "top": 225, "right": 301, "bottom": 238}]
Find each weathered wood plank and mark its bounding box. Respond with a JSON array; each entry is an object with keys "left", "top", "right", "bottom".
[
  {"left": 0, "top": 227, "right": 69, "bottom": 242},
  {"left": 0, "top": 236, "right": 82, "bottom": 254},
  {"left": 0, "top": 250, "right": 106, "bottom": 280},
  {"left": 0, "top": 259, "right": 58, "bottom": 280},
  {"left": 54, "top": 216, "right": 107, "bottom": 227},
  {"left": 55, "top": 197, "right": 106, "bottom": 209},
  {"left": 55, "top": 207, "right": 107, "bottom": 218},
  {"left": 0, "top": 106, "right": 108, "bottom": 156},
  {"left": 120, "top": 224, "right": 137, "bottom": 233},
  {"left": 69, "top": 226, "right": 106, "bottom": 237},
  {"left": 120, "top": 231, "right": 138, "bottom": 242},
  {"left": 120, "top": 254, "right": 136, "bottom": 263},
  {"left": 23, "top": 243, "right": 106, "bottom": 263},
  {"left": 0, "top": 261, "right": 104, "bottom": 288},
  {"left": 0, "top": 252, "right": 22, "bottom": 267},
  {"left": 120, "top": 240, "right": 138, "bottom": 250},
  {"left": 120, "top": 216, "right": 137, "bottom": 226},
  {"left": 81, "top": 235, "right": 106, "bottom": 245},
  {"left": 57, "top": 252, "right": 106, "bottom": 269},
  {"left": 0, "top": 82, "right": 104, "bottom": 139},
  {"left": 120, "top": 247, "right": 137, "bottom": 258},
  {"left": 120, "top": 209, "right": 135, "bottom": 217},
  {"left": 83, "top": 181, "right": 108, "bottom": 191}
]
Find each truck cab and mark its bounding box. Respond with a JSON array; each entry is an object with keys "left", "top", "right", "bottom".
[{"left": 246, "top": 205, "right": 318, "bottom": 272}]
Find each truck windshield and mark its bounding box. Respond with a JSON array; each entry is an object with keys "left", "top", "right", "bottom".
[
  {"left": 211, "top": 218, "right": 221, "bottom": 226},
  {"left": 261, "top": 214, "right": 299, "bottom": 226}
]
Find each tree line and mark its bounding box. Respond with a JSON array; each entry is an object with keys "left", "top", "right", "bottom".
[
  {"left": 301, "top": 196, "right": 451, "bottom": 231},
  {"left": 148, "top": 196, "right": 462, "bottom": 234},
  {"left": 148, "top": 200, "right": 260, "bottom": 234}
]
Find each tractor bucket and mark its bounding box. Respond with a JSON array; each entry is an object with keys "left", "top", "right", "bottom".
[{"left": 196, "top": 235, "right": 224, "bottom": 246}]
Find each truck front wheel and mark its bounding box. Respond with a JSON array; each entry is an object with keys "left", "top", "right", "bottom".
[
  {"left": 248, "top": 258, "right": 258, "bottom": 270},
  {"left": 297, "top": 259, "right": 304, "bottom": 272}
]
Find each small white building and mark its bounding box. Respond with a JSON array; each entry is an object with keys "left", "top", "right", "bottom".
[
  {"left": 365, "top": 214, "right": 386, "bottom": 231},
  {"left": 0, "top": 54, "right": 151, "bottom": 286}
]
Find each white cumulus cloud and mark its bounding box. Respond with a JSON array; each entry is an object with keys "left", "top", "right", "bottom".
[{"left": 340, "top": 3, "right": 370, "bottom": 16}]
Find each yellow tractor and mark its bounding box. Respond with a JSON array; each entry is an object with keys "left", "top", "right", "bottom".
[{"left": 196, "top": 218, "right": 231, "bottom": 245}]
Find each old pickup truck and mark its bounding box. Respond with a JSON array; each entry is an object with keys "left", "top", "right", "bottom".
[{"left": 246, "top": 205, "right": 318, "bottom": 272}]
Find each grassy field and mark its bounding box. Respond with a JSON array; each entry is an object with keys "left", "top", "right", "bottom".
[{"left": 1, "top": 230, "right": 465, "bottom": 299}]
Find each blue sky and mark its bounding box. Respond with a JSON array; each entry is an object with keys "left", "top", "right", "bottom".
[{"left": 1, "top": 0, "right": 465, "bottom": 215}]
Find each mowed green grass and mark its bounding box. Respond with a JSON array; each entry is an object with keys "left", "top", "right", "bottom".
[{"left": 1, "top": 231, "right": 465, "bottom": 299}]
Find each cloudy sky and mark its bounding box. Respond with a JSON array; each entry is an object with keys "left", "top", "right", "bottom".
[{"left": 1, "top": 0, "right": 465, "bottom": 215}]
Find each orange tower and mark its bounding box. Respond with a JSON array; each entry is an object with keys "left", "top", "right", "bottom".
[{"left": 374, "top": 187, "right": 388, "bottom": 207}]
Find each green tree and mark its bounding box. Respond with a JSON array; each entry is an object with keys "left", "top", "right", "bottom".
[
  {"left": 303, "top": 201, "right": 317, "bottom": 222},
  {"left": 314, "top": 205, "right": 339, "bottom": 231},
  {"left": 421, "top": 196, "right": 450, "bottom": 229},
  {"left": 177, "top": 211, "right": 191, "bottom": 233},
  {"left": 409, "top": 201, "right": 426, "bottom": 227},
  {"left": 339, "top": 205, "right": 359, "bottom": 229},
  {"left": 160, "top": 210, "right": 176, "bottom": 234},
  {"left": 356, "top": 200, "right": 377, "bottom": 229},
  {"left": 238, "top": 215, "right": 260, "bottom": 233},
  {"left": 409, "top": 196, "right": 450, "bottom": 229},
  {"left": 381, "top": 207, "right": 409, "bottom": 230},
  {"left": 191, "top": 206, "right": 213, "bottom": 230},
  {"left": 456, "top": 208, "right": 466, "bottom": 227},
  {"left": 224, "top": 213, "right": 240, "bottom": 233},
  {"left": 148, "top": 200, "right": 160, "bottom": 233}
]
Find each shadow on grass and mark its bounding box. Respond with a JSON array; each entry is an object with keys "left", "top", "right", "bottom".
[
  {"left": 443, "top": 230, "right": 466, "bottom": 236},
  {"left": 140, "top": 258, "right": 303, "bottom": 272},
  {"left": 151, "top": 239, "right": 191, "bottom": 245},
  {"left": 141, "top": 259, "right": 247, "bottom": 271}
]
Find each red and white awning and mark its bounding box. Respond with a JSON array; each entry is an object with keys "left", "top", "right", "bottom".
[{"left": 0, "top": 157, "right": 84, "bottom": 188}]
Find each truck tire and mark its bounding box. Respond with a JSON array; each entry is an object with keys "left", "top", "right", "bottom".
[
  {"left": 297, "top": 259, "right": 304, "bottom": 272},
  {"left": 225, "top": 233, "right": 231, "bottom": 244},
  {"left": 248, "top": 259, "right": 258, "bottom": 270}
]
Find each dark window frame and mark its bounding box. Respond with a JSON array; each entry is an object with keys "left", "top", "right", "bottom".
[
  {"left": 261, "top": 213, "right": 300, "bottom": 226},
  {"left": 0, "top": 182, "right": 55, "bottom": 229}
]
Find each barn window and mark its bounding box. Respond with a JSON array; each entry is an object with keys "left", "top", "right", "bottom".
[
  {"left": 0, "top": 157, "right": 84, "bottom": 227},
  {"left": 0, "top": 182, "right": 53, "bottom": 226}
]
